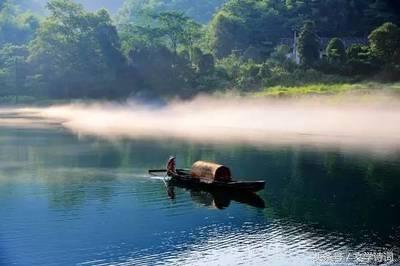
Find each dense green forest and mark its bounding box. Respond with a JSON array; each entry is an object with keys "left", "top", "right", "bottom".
[{"left": 0, "top": 0, "right": 399, "bottom": 101}]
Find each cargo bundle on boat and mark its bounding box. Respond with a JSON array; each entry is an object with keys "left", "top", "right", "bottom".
[{"left": 191, "top": 161, "right": 231, "bottom": 183}]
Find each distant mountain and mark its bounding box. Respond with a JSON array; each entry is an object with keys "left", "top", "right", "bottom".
[
  {"left": 117, "top": 0, "right": 227, "bottom": 24},
  {"left": 72, "top": 0, "right": 125, "bottom": 13},
  {"left": 12, "top": 0, "right": 227, "bottom": 19},
  {"left": 32, "top": 0, "right": 125, "bottom": 13},
  {"left": 7, "top": 0, "right": 43, "bottom": 12}
]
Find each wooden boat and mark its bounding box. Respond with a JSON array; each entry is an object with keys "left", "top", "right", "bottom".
[
  {"left": 169, "top": 170, "right": 265, "bottom": 192},
  {"left": 149, "top": 161, "right": 265, "bottom": 193}
]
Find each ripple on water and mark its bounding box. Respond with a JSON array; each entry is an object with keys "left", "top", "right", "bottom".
[
  {"left": 1, "top": 125, "right": 399, "bottom": 266},
  {"left": 78, "top": 217, "right": 397, "bottom": 266}
]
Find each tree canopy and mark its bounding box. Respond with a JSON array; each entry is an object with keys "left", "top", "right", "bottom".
[
  {"left": 326, "top": 38, "right": 346, "bottom": 63},
  {"left": 208, "top": 0, "right": 400, "bottom": 59},
  {"left": 297, "top": 21, "right": 320, "bottom": 66},
  {"left": 0, "top": 1, "right": 40, "bottom": 46},
  {"left": 0, "top": 0, "right": 400, "bottom": 102},
  {"left": 369, "top": 22, "right": 400, "bottom": 65},
  {"left": 28, "top": 0, "right": 125, "bottom": 98}
]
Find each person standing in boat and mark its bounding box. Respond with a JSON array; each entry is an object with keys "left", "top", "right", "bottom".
[{"left": 166, "top": 156, "right": 176, "bottom": 176}]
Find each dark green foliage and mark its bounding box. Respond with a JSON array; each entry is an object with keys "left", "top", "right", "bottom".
[
  {"left": 208, "top": 12, "right": 247, "bottom": 59},
  {"left": 1, "top": 0, "right": 400, "bottom": 101},
  {"left": 346, "top": 59, "right": 380, "bottom": 76},
  {"left": 369, "top": 22, "right": 400, "bottom": 65},
  {"left": 0, "top": 1, "right": 39, "bottom": 100},
  {"left": 346, "top": 45, "right": 372, "bottom": 61},
  {"left": 270, "top": 45, "right": 291, "bottom": 63},
  {"left": 28, "top": 0, "right": 126, "bottom": 98},
  {"left": 297, "top": 22, "right": 320, "bottom": 66},
  {"left": 156, "top": 12, "right": 200, "bottom": 53},
  {"left": 0, "top": 44, "right": 29, "bottom": 97},
  {"left": 228, "top": 57, "right": 351, "bottom": 89},
  {"left": 0, "top": 3, "right": 40, "bottom": 45},
  {"left": 118, "top": 10, "right": 213, "bottom": 97},
  {"left": 128, "top": 45, "right": 195, "bottom": 96},
  {"left": 343, "top": 44, "right": 378, "bottom": 76},
  {"left": 208, "top": 0, "right": 400, "bottom": 60},
  {"left": 119, "top": 11, "right": 201, "bottom": 54},
  {"left": 191, "top": 47, "right": 215, "bottom": 74},
  {"left": 209, "top": 0, "right": 285, "bottom": 59},
  {"left": 198, "top": 54, "right": 215, "bottom": 74},
  {"left": 326, "top": 38, "right": 346, "bottom": 63}
]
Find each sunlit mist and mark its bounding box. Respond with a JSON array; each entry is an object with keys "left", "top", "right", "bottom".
[{"left": 2, "top": 95, "right": 400, "bottom": 154}]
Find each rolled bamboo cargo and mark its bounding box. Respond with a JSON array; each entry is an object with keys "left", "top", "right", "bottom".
[{"left": 191, "top": 161, "right": 232, "bottom": 183}]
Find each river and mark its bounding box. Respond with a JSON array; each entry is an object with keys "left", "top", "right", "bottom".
[{"left": 0, "top": 106, "right": 399, "bottom": 265}]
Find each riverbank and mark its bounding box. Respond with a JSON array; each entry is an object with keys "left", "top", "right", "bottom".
[
  {"left": 252, "top": 82, "right": 400, "bottom": 98},
  {"left": 2, "top": 82, "right": 400, "bottom": 106}
]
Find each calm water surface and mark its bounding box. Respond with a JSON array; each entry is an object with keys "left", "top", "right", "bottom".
[{"left": 0, "top": 125, "right": 399, "bottom": 265}]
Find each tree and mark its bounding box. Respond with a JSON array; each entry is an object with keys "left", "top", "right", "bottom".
[
  {"left": 191, "top": 47, "right": 214, "bottom": 74},
  {"left": 209, "top": 12, "right": 247, "bottom": 58},
  {"left": 28, "top": 0, "right": 125, "bottom": 98},
  {"left": 369, "top": 22, "right": 400, "bottom": 65},
  {"left": 297, "top": 21, "right": 320, "bottom": 66},
  {"left": 208, "top": 0, "right": 286, "bottom": 59},
  {"left": 0, "top": 44, "right": 29, "bottom": 98},
  {"left": 155, "top": 12, "right": 200, "bottom": 54},
  {"left": 118, "top": 9, "right": 212, "bottom": 98},
  {"left": 0, "top": 2, "right": 40, "bottom": 46},
  {"left": 128, "top": 45, "right": 195, "bottom": 96},
  {"left": 326, "top": 38, "right": 346, "bottom": 63},
  {"left": 204, "top": 0, "right": 400, "bottom": 62},
  {"left": 346, "top": 44, "right": 371, "bottom": 61},
  {"left": 271, "top": 44, "right": 291, "bottom": 63},
  {"left": 364, "top": 0, "right": 399, "bottom": 33},
  {"left": 120, "top": 11, "right": 201, "bottom": 55}
]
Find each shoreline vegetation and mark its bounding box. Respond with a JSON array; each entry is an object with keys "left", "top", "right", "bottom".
[
  {"left": 2, "top": 82, "right": 400, "bottom": 106},
  {"left": 253, "top": 82, "right": 400, "bottom": 98},
  {"left": 0, "top": 0, "right": 400, "bottom": 103}
]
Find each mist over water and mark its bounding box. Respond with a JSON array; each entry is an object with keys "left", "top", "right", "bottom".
[
  {"left": 1, "top": 96, "right": 400, "bottom": 265},
  {"left": 3, "top": 95, "right": 400, "bottom": 154}
]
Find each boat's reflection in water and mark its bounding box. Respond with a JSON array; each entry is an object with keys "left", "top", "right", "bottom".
[{"left": 167, "top": 183, "right": 265, "bottom": 209}]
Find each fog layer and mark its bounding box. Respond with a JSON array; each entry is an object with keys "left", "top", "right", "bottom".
[{"left": 3, "top": 96, "right": 400, "bottom": 154}]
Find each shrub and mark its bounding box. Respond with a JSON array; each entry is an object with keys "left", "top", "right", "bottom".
[{"left": 326, "top": 38, "right": 346, "bottom": 63}]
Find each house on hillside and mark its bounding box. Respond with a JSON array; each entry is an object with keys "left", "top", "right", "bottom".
[{"left": 279, "top": 32, "right": 368, "bottom": 64}]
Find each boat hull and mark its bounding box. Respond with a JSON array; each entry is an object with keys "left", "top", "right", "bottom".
[{"left": 169, "top": 172, "right": 265, "bottom": 193}]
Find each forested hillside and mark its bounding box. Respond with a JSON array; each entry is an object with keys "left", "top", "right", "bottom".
[
  {"left": 210, "top": 0, "right": 400, "bottom": 57},
  {"left": 0, "top": 0, "right": 400, "bottom": 102},
  {"left": 117, "top": 0, "right": 227, "bottom": 24}
]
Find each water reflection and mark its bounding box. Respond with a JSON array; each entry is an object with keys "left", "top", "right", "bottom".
[
  {"left": 0, "top": 126, "right": 400, "bottom": 265},
  {"left": 166, "top": 184, "right": 265, "bottom": 209}
]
